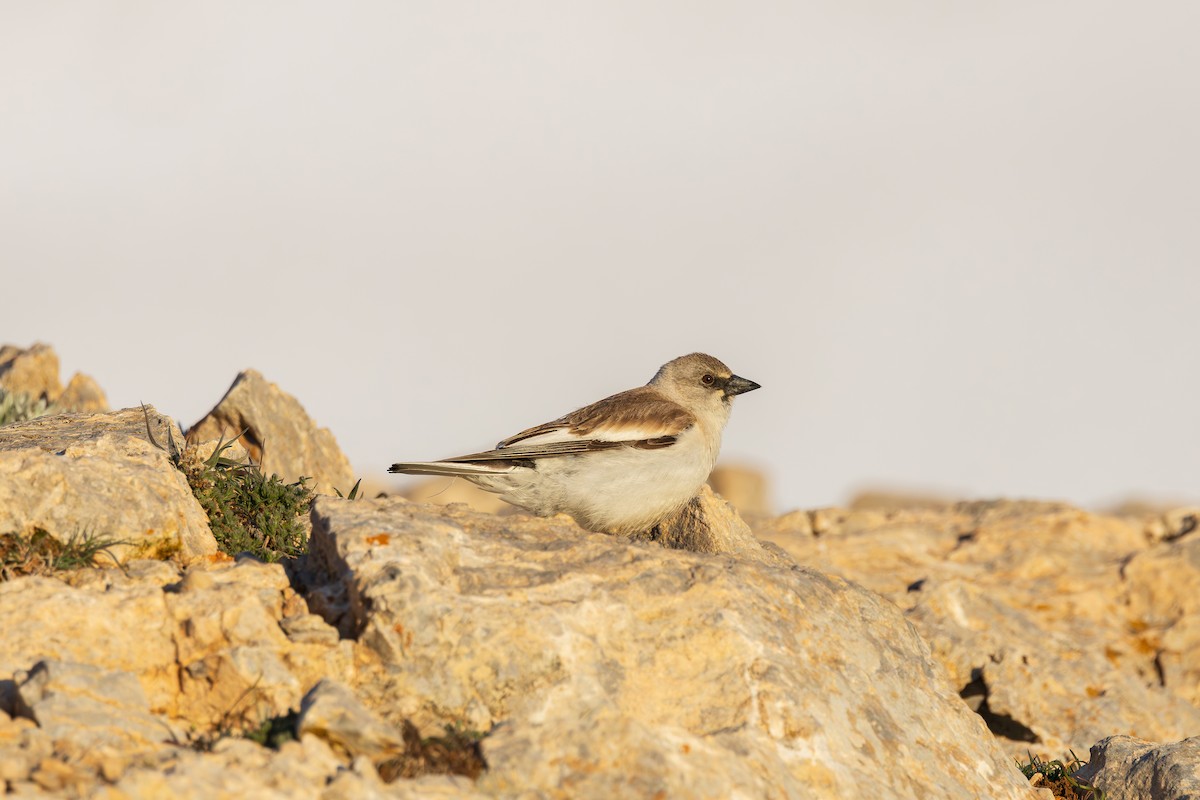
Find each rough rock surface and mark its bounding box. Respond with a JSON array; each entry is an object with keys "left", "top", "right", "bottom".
[
  {"left": 757, "top": 501, "right": 1200, "bottom": 758},
  {"left": 297, "top": 679, "right": 406, "bottom": 761},
  {"left": 306, "top": 496, "right": 1037, "bottom": 799},
  {"left": 0, "top": 558, "right": 352, "bottom": 738},
  {"left": 13, "top": 659, "right": 178, "bottom": 752},
  {"left": 1122, "top": 532, "right": 1200, "bottom": 706},
  {"left": 1073, "top": 735, "right": 1200, "bottom": 800},
  {"left": 0, "top": 406, "right": 217, "bottom": 558},
  {"left": 632, "top": 483, "right": 792, "bottom": 566},
  {"left": 188, "top": 369, "right": 354, "bottom": 496},
  {"left": 0, "top": 342, "right": 108, "bottom": 411}
]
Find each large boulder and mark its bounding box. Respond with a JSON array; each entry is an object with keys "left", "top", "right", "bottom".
[
  {"left": 188, "top": 370, "right": 354, "bottom": 497},
  {"left": 305, "top": 496, "right": 1039, "bottom": 799},
  {"left": 0, "top": 406, "right": 217, "bottom": 559}
]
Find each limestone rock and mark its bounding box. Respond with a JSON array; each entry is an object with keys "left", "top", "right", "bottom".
[
  {"left": 13, "top": 659, "right": 177, "bottom": 751},
  {"left": 907, "top": 580, "right": 1200, "bottom": 757},
  {"left": 1121, "top": 532, "right": 1200, "bottom": 706},
  {"left": 297, "top": 679, "right": 406, "bottom": 761},
  {"left": 632, "top": 483, "right": 792, "bottom": 566},
  {"left": 1073, "top": 735, "right": 1200, "bottom": 800},
  {"left": 188, "top": 369, "right": 354, "bottom": 497},
  {"left": 0, "top": 343, "right": 62, "bottom": 403},
  {"left": 0, "top": 342, "right": 108, "bottom": 412},
  {"left": 306, "top": 496, "right": 1037, "bottom": 799},
  {"left": 0, "top": 405, "right": 217, "bottom": 559},
  {"left": 56, "top": 372, "right": 109, "bottom": 413},
  {"left": 756, "top": 500, "right": 1200, "bottom": 758},
  {"left": 0, "top": 559, "right": 353, "bottom": 740}
]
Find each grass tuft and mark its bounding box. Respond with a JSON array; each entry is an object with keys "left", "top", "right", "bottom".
[
  {"left": 1017, "top": 751, "right": 1104, "bottom": 800},
  {"left": 0, "top": 527, "right": 129, "bottom": 580}
]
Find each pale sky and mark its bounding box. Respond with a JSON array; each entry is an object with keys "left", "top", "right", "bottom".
[{"left": 3, "top": 2, "right": 1199, "bottom": 512}]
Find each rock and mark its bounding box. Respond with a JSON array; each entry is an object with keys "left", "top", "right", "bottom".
[
  {"left": 1073, "top": 735, "right": 1200, "bottom": 800},
  {"left": 0, "top": 342, "right": 108, "bottom": 412},
  {"left": 306, "top": 496, "right": 1037, "bottom": 799},
  {"left": 297, "top": 679, "right": 406, "bottom": 761},
  {"left": 0, "top": 343, "right": 62, "bottom": 403},
  {"left": 631, "top": 483, "right": 792, "bottom": 566},
  {"left": 707, "top": 463, "right": 773, "bottom": 517},
  {"left": 0, "top": 405, "right": 217, "bottom": 559},
  {"left": 399, "top": 478, "right": 512, "bottom": 515},
  {"left": 907, "top": 581, "right": 1200, "bottom": 758},
  {"left": 1121, "top": 532, "right": 1200, "bottom": 706},
  {"left": 0, "top": 559, "right": 353, "bottom": 741},
  {"left": 188, "top": 369, "right": 354, "bottom": 497},
  {"left": 12, "top": 659, "right": 176, "bottom": 751},
  {"left": 56, "top": 372, "right": 109, "bottom": 413},
  {"left": 756, "top": 500, "right": 1200, "bottom": 758}
]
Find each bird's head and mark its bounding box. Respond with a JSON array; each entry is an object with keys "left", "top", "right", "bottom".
[{"left": 650, "top": 353, "right": 760, "bottom": 416}]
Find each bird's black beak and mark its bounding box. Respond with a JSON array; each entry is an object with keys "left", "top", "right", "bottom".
[{"left": 723, "top": 375, "right": 761, "bottom": 397}]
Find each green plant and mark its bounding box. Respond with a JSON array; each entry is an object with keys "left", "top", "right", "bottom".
[
  {"left": 0, "top": 527, "right": 129, "bottom": 580},
  {"left": 0, "top": 388, "right": 54, "bottom": 427},
  {"left": 242, "top": 709, "right": 299, "bottom": 749},
  {"left": 145, "top": 406, "right": 314, "bottom": 562},
  {"left": 1017, "top": 751, "right": 1104, "bottom": 800},
  {"left": 176, "top": 437, "right": 313, "bottom": 562},
  {"left": 334, "top": 478, "right": 363, "bottom": 499}
]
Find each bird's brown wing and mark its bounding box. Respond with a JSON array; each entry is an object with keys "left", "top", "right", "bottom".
[{"left": 495, "top": 386, "right": 695, "bottom": 449}]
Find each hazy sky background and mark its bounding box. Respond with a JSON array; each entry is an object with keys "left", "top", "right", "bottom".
[{"left": 3, "top": 2, "right": 1198, "bottom": 512}]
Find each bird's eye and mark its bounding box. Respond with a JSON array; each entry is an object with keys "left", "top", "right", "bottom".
[{"left": 701, "top": 374, "right": 715, "bottom": 386}]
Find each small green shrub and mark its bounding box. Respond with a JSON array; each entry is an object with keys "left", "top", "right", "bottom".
[{"left": 175, "top": 437, "right": 313, "bottom": 562}]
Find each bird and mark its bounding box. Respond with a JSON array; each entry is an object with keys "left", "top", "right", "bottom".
[{"left": 388, "top": 353, "right": 760, "bottom": 536}]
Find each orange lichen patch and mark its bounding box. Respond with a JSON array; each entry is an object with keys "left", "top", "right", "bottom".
[
  {"left": 680, "top": 743, "right": 691, "bottom": 754},
  {"left": 205, "top": 552, "right": 235, "bottom": 564},
  {"left": 366, "top": 533, "right": 391, "bottom": 546},
  {"left": 1085, "top": 686, "right": 1105, "bottom": 698},
  {"left": 393, "top": 623, "right": 414, "bottom": 648},
  {"left": 1133, "top": 635, "right": 1160, "bottom": 655}
]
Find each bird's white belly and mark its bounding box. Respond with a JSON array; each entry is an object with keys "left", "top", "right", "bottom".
[{"left": 475, "top": 426, "right": 718, "bottom": 535}]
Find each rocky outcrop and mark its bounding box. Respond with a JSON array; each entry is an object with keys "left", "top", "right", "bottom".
[
  {"left": 1073, "top": 735, "right": 1200, "bottom": 800},
  {"left": 0, "top": 342, "right": 108, "bottom": 412},
  {"left": 305, "top": 496, "right": 1037, "bottom": 799},
  {"left": 0, "top": 406, "right": 217, "bottom": 559},
  {"left": 188, "top": 370, "right": 354, "bottom": 497},
  {"left": 757, "top": 501, "right": 1200, "bottom": 759}
]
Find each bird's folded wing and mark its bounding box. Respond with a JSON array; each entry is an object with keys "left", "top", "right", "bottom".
[
  {"left": 496, "top": 386, "right": 695, "bottom": 449},
  {"left": 443, "top": 435, "right": 678, "bottom": 463}
]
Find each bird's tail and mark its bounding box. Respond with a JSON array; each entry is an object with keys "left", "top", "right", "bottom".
[{"left": 388, "top": 461, "right": 516, "bottom": 478}]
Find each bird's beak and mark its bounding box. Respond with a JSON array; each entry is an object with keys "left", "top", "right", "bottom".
[{"left": 724, "top": 375, "right": 761, "bottom": 397}]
